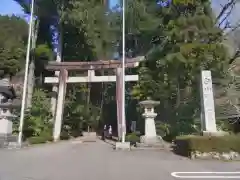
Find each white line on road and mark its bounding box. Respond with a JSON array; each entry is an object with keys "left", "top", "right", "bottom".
[{"left": 171, "top": 172, "right": 240, "bottom": 179}]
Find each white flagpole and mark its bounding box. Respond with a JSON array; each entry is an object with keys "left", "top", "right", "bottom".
[
  {"left": 18, "top": 0, "right": 35, "bottom": 146},
  {"left": 121, "top": 0, "right": 126, "bottom": 143}
]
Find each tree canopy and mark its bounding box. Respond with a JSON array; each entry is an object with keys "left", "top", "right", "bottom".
[
  {"left": 5, "top": 0, "right": 240, "bottom": 142},
  {"left": 0, "top": 15, "right": 28, "bottom": 76}
]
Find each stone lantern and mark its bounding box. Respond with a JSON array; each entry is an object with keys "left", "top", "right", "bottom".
[
  {"left": 139, "top": 97, "right": 162, "bottom": 146},
  {"left": 0, "top": 78, "right": 20, "bottom": 148}
]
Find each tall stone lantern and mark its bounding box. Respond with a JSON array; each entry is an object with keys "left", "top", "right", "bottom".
[{"left": 139, "top": 97, "right": 162, "bottom": 146}]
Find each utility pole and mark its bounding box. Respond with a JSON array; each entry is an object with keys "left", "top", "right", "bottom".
[
  {"left": 121, "top": 0, "right": 126, "bottom": 143},
  {"left": 18, "top": 0, "right": 35, "bottom": 146}
]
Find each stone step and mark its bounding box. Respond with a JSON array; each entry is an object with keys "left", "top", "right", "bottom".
[{"left": 81, "top": 132, "right": 97, "bottom": 142}]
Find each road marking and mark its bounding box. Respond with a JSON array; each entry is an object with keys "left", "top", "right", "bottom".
[{"left": 171, "top": 172, "right": 240, "bottom": 179}]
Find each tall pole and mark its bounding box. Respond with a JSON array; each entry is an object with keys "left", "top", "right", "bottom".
[
  {"left": 121, "top": 0, "right": 126, "bottom": 143},
  {"left": 18, "top": 0, "right": 35, "bottom": 146}
]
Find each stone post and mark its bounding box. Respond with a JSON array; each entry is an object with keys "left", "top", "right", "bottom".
[
  {"left": 200, "top": 70, "right": 228, "bottom": 136},
  {"left": 200, "top": 70, "right": 224, "bottom": 136}
]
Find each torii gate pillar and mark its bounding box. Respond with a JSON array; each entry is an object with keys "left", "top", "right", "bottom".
[
  {"left": 116, "top": 68, "right": 123, "bottom": 139},
  {"left": 53, "top": 69, "right": 68, "bottom": 141}
]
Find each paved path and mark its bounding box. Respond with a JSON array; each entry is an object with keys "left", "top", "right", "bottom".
[{"left": 0, "top": 140, "right": 239, "bottom": 180}]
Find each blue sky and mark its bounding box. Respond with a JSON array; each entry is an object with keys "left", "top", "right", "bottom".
[
  {"left": 110, "top": 0, "right": 118, "bottom": 8},
  {"left": 0, "top": 0, "right": 239, "bottom": 25},
  {"left": 0, "top": 0, "right": 23, "bottom": 15},
  {"left": 0, "top": 0, "right": 119, "bottom": 15}
]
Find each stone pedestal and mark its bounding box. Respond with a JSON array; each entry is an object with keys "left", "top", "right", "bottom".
[
  {"left": 0, "top": 118, "right": 16, "bottom": 148},
  {"left": 115, "top": 142, "right": 130, "bottom": 150},
  {"left": 0, "top": 134, "right": 17, "bottom": 148},
  {"left": 144, "top": 113, "right": 157, "bottom": 136},
  {"left": 0, "top": 117, "right": 12, "bottom": 134},
  {"left": 202, "top": 131, "right": 229, "bottom": 137},
  {"left": 82, "top": 132, "right": 97, "bottom": 142}
]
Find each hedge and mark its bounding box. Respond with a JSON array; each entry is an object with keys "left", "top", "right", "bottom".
[{"left": 174, "top": 135, "right": 240, "bottom": 157}]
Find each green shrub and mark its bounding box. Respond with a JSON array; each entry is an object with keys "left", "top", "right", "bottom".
[
  {"left": 28, "top": 137, "right": 46, "bottom": 144},
  {"left": 126, "top": 133, "right": 140, "bottom": 145},
  {"left": 70, "top": 130, "right": 82, "bottom": 138},
  {"left": 60, "top": 130, "right": 70, "bottom": 140},
  {"left": 174, "top": 135, "right": 240, "bottom": 157},
  {"left": 27, "top": 134, "right": 53, "bottom": 144},
  {"left": 27, "top": 128, "right": 53, "bottom": 145},
  {"left": 21, "top": 89, "right": 53, "bottom": 139}
]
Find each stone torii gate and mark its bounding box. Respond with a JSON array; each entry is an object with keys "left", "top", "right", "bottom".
[{"left": 44, "top": 57, "right": 143, "bottom": 142}]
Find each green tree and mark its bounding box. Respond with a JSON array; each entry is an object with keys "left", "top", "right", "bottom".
[
  {"left": 23, "top": 89, "right": 53, "bottom": 139},
  {"left": 0, "top": 15, "right": 28, "bottom": 76},
  {"left": 58, "top": 0, "right": 122, "bottom": 134},
  {"left": 134, "top": 0, "right": 229, "bottom": 137}
]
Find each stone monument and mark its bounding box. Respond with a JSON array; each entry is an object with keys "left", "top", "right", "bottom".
[
  {"left": 139, "top": 97, "right": 163, "bottom": 146},
  {"left": 200, "top": 70, "right": 226, "bottom": 136},
  {"left": 0, "top": 78, "right": 19, "bottom": 148}
]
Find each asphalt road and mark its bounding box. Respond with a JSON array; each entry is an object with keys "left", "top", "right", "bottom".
[{"left": 0, "top": 140, "right": 239, "bottom": 180}]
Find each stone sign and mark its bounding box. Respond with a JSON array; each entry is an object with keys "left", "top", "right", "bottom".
[
  {"left": 131, "top": 121, "right": 136, "bottom": 132},
  {"left": 200, "top": 70, "right": 217, "bottom": 132}
]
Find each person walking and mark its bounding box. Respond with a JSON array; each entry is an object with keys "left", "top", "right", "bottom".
[
  {"left": 101, "top": 124, "right": 107, "bottom": 140},
  {"left": 108, "top": 125, "right": 112, "bottom": 139}
]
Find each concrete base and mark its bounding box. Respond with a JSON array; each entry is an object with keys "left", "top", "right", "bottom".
[
  {"left": 202, "top": 131, "right": 229, "bottom": 137},
  {"left": 140, "top": 135, "right": 164, "bottom": 147},
  {"left": 82, "top": 132, "right": 97, "bottom": 142},
  {"left": 115, "top": 142, "right": 130, "bottom": 150},
  {"left": 0, "top": 134, "right": 17, "bottom": 148}
]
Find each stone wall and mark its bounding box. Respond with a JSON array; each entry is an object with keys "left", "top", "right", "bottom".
[{"left": 0, "top": 135, "right": 17, "bottom": 148}]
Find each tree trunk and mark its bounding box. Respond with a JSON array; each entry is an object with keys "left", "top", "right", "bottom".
[
  {"left": 176, "top": 81, "right": 180, "bottom": 108},
  {"left": 26, "top": 19, "right": 39, "bottom": 108}
]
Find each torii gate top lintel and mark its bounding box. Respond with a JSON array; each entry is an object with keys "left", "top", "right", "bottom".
[{"left": 45, "top": 56, "right": 145, "bottom": 71}]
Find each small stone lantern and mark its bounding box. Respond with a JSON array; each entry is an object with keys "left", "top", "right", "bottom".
[
  {"left": 0, "top": 101, "right": 18, "bottom": 133},
  {"left": 139, "top": 97, "right": 162, "bottom": 146},
  {"left": 0, "top": 78, "right": 20, "bottom": 148}
]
